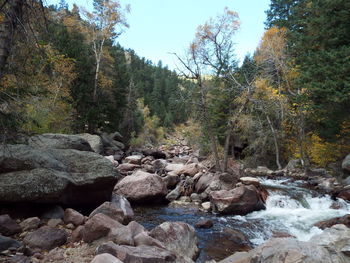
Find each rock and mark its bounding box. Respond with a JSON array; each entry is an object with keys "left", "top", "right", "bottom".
[
  {"left": 70, "top": 225, "right": 84, "bottom": 243},
  {"left": 195, "top": 219, "right": 213, "bottom": 229},
  {"left": 41, "top": 206, "right": 64, "bottom": 219},
  {"left": 63, "top": 208, "right": 84, "bottom": 226},
  {"left": 337, "top": 189, "right": 350, "bottom": 202},
  {"left": 150, "top": 221, "right": 198, "bottom": 261},
  {"left": 110, "top": 131, "right": 124, "bottom": 142},
  {"left": 162, "top": 173, "right": 180, "bottom": 189},
  {"left": 113, "top": 170, "right": 167, "bottom": 203},
  {"left": 0, "top": 214, "right": 22, "bottom": 236},
  {"left": 195, "top": 173, "right": 215, "bottom": 193},
  {"left": 91, "top": 253, "right": 123, "bottom": 263},
  {"left": 0, "top": 235, "right": 21, "bottom": 252},
  {"left": 101, "top": 133, "right": 125, "bottom": 150},
  {"left": 47, "top": 218, "right": 63, "bottom": 228},
  {"left": 110, "top": 193, "right": 134, "bottom": 223},
  {"left": 190, "top": 193, "right": 201, "bottom": 203},
  {"left": 165, "top": 163, "right": 185, "bottom": 173},
  {"left": 175, "top": 163, "right": 200, "bottom": 176},
  {"left": 201, "top": 202, "right": 211, "bottom": 211},
  {"left": 90, "top": 201, "right": 132, "bottom": 224},
  {"left": 210, "top": 185, "right": 265, "bottom": 215},
  {"left": 133, "top": 232, "right": 165, "bottom": 248},
  {"left": 24, "top": 226, "right": 68, "bottom": 250},
  {"left": 342, "top": 154, "right": 350, "bottom": 173},
  {"left": 20, "top": 217, "right": 40, "bottom": 231},
  {"left": 109, "top": 226, "right": 134, "bottom": 246},
  {"left": 97, "top": 242, "right": 177, "bottom": 263},
  {"left": 8, "top": 255, "right": 31, "bottom": 263},
  {"left": 117, "top": 163, "right": 141, "bottom": 174},
  {"left": 28, "top": 133, "right": 93, "bottom": 151},
  {"left": 82, "top": 213, "right": 123, "bottom": 243},
  {"left": 142, "top": 149, "right": 166, "bottom": 159},
  {"left": 0, "top": 145, "right": 120, "bottom": 204},
  {"left": 152, "top": 159, "right": 167, "bottom": 173},
  {"left": 166, "top": 185, "right": 181, "bottom": 202},
  {"left": 77, "top": 133, "right": 103, "bottom": 154},
  {"left": 285, "top": 159, "right": 302, "bottom": 171},
  {"left": 239, "top": 177, "right": 260, "bottom": 186},
  {"left": 125, "top": 155, "right": 143, "bottom": 165},
  {"left": 141, "top": 156, "right": 154, "bottom": 164},
  {"left": 219, "top": 224, "right": 350, "bottom": 263},
  {"left": 315, "top": 214, "right": 350, "bottom": 229},
  {"left": 126, "top": 221, "right": 146, "bottom": 238}
]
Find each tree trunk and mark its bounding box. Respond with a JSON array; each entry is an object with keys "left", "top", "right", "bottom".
[
  {"left": 223, "top": 121, "right": 233, "bottom": 172},
  {"left": 266, "top": 114, "right": 282, "bottom": 170},
  {"left": 0, "top": 0, "right": 24, "bottom": 78}
]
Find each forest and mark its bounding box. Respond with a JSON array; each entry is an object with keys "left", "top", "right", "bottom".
[{"left": 0, "top": 0, "right": 349, "bottom": 170}]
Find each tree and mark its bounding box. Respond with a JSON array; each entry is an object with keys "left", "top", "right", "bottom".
[{"left": 175, "top": 7, "right": 242, "bottom": 171}]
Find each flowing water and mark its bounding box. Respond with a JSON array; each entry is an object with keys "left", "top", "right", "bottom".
[{"left": 134, "top": 177, "right": 350, "bottom": 262}]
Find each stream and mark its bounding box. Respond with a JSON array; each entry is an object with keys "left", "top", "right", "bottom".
[{"left": 133, "top": 177, "right": 350, "bottom": 262}]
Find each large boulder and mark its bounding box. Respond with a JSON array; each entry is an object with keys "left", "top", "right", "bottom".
[
  {"left": 113, "top": 170, "right": 167, "bottom": 203},
  {"left": 23, "top": 226, "right": 68, "bottom": 250},
  {"left": 150, "top": 221, "right": 198, "bottom": 261},
  {"left": 210, "top": 185, "right": 265, "bottom": 215},
  {"left": 219, "top": 224, "right": 350, "bottom": 263},
  {"left": 0, "top": 145, "right": 120, "bottom": 204},
  {"left": 97, "top": 242, "right": 177, "bottom": 263},
  {"left": 77, "top": 133, "right": 104, "bottom": 154},
  {"left": 343, "top": 154, "right": 350, "bottom": 173},
  {"left": 28, "top": 133, "right": 93, "bottom": 151}
]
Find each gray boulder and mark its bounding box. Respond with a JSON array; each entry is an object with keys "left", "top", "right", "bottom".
[
  {"left": 0, "top": 145, "right": 120, "bottom": 204},
  {"left": 28, "top": 133, "right": 93, "bottom": 151},
  {"left": 77, "top": 133, "right": 104, "bottom": 154}
]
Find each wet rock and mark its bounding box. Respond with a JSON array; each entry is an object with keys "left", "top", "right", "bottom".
[
  {"left": 195, "top": 219, "right": 213, "bottom": 229},
  {"left": 0, "top": 145, "right": 120, "bottom": 204},
  {"left": 210, "top": 185, "right": 265, "bottom": 215},
  {"left": 82, "top": 213, "right": 123, "bottom": 243},
  {"left": 0, "top": 235, "right": 21, "bottom": 252},
  {"left": 97, "top": 242, "right": 177, "bottom": 263},
  {"left": 342, "top": 154, "right": 350, "bottom": 173},
  {"left": 150, "top": 221, "right": 198, "bottom": 261},
  {"left": 41, "top": 205, "right": 64, "bottom": 219},
  {"left": 125, "top": 155, "right": 143, "bottom": 165},
  {"left": 142, "top": 149, "right": 167, "bottom": 159},
  {"left": 337, "top": 189, "right": 350, "bottom": 202},
  {"left": 90, "top": 201, "right": 133, "bottom": 224},
  {"left": 77, "top": 133, "right": 103, "bottom": 154},
  {"left": 117, "top": 163, "right": 141, "bottom": 174},
  {"left": 0, "top": 214, "right": 22, "bottom": 236},
  {"left": 113, "top": 170, "right": 167, "bottom": 203},
  {"left": 24, "top": 226, "right": 68, "bottom": 250},
  {"left": 315, "top": 214, "right": 350, "bottom": 229},
  {"left": 20, "top": 217, "right": 40, "bottom": 231},
  {"left": 239, "top": 177, "right": 260, "bottom": 186},
  {"left": 28, "top": 133, "right": 93, "bottom": 151},
  {"left": 91, "top": 253, "right": 123, "bottom": 263},
  {"left": 63, "top": 208, "right": 84, "bottom": 226}
]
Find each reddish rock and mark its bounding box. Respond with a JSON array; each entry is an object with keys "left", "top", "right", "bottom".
[
  {"left": 195, "top": 219, "right": 214, "bottom": 229},
  {"left": 337, "top": 189, "right": 350, "bottom": 202},
  {"left": 117, "top": 163, "right": 141, "bottom": 174},
  {"left": 97, "top": 242, "right": 177, "bottom": 263},
  {"left": 91, "top": 253, "right": 123, "bottom": 263},
  {"left": 90, "top": 202, "right": 130, "bottom": 224},
  {"left": 109, "top": 226, "right": 134, "bottom": 246},
  {"left": 315, "top": 214, "right": 350, "bottom": 229},
  {"left": 20, "top": 217, "right": 40, "bottom": 231},
  {"left": 126, "top": 221, "right": 146, "bottom": 238},
  {"left": 210, "top": 185, "right": 265, "bottom": 215},
  {"left": 70, "top": 225, "right": 84, "bottom": 243},
  {"left": 125, "top": 155, "right": 143, "bottom": 165},
  {"left": 133, "top": 232, "right": 165, "bottom": 248},
  {"left": 23, "top": 226, "right": 68, "bottom": 250},
  {"left": 162, "top": 173, "right": 180, "bottom": 189},
  {"left": 175, "top": 163, "right": 200, "bottom": 176},
  {"left": 82, "top": 213, "right": 123, "bottom": 243},
  {"left": 63, "top": 208, "right": 84, "bottom": 226},
  {"left": 150, "top": 221, "right": 198, "bottom": 261},
  {"left": 113, "top": 170, "right": 167, "bottom": 203},
  {"left": 0, "top": 214, "right": 22, "bottom": 236}
]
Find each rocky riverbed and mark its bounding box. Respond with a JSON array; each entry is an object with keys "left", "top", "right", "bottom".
[{"left": 1, "top": 132, "right": 350, "bottom": 262}]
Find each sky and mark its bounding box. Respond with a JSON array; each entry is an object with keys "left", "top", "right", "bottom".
[{"left": 46, "top": 0, "right": 271, "bottom": 70}]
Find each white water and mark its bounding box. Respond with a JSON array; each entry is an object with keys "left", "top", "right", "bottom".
[{"left": 231, "top": 178, "right": 350, "bottom": 245}]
